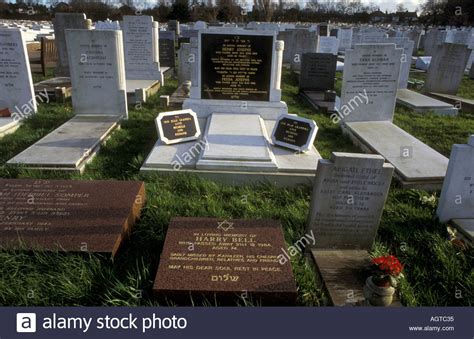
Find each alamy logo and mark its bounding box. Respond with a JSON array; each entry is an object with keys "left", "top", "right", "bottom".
[{"left": 16, "top": 313, "right": 37, "bottom": 333}]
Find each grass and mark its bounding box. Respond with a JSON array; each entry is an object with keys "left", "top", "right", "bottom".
[{"left": 0, "top": 70, "right": 473, "bottom": 307}]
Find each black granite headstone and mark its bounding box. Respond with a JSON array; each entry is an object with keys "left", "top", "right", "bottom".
[{"left": 200, "top": 33, "right": 273, "bottom": 101}]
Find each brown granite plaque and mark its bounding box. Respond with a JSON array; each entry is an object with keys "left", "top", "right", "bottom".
[
  {"left": 0, "top": 179, "right": 146, "bottom": 257},
  {"left": 0, "top": 107, "right": 11, "bottom": 117},
  {"left": 153, "top": 217, "right": 297, "bottom": 305}
]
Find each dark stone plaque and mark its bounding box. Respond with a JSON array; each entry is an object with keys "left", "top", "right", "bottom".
[
  {"left": 0, "top": 179, "right": 146, "bottom": 257},
  {"left": 200, "top": 33, "right": 273, "bottom": 101},
  {"left": 157, "top": 110, "right": 200, "bottom": 144},
  {"left": 272, "top": 115, "right": 317, "bottom": 152},
  {"left": 299, "top": 53, "right": 337, "bottom": 91},
  {"left": 153, "top": 217, "right": 297, "bottom": 305},
  {"left": 0, "top": 107, "right": 11, "bottom": 117},
  {"left": 159, "top": 31, "right": 176, "bottom": 68}
]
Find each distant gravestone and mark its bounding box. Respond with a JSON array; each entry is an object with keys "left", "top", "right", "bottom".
[
  {"left": 53, "top": 13, "right": 90, "bottom": 76},
  {"left": 299, "top": 53, "right": 337, "bottom": 91},
  {"left": 338, "top": 28, "right": 352, "bottom": 52},
  {"left": 307, "top": 153, "right": 394, "bottom": 249},
  {"left": 317, "top": 36, "right": 339, "bottom": 55},
  {"left": 0, "top": 28, "right": 36, "bottom": 121},
  {"left": 122, "top": 15, "right": 163, "bottom": 82},
  {"left": 159, "top": 30, "right": 176, "bottom": 68},
  {"left": 425, "top": 43, "right": 471, "bottom": 95},
  {"left": 272, "top": 115, "right": 318, "bottom": 152},
  {"left": 285, "top": 29, "right": 318, "bottom": 70},
  {"left": 0, "top": 179, "right": 145, "bottom": 257},
  {"left": 153, "top": 217, "right": 297, "bottom": 304},
  {"left": 168, "top": 20, "right": 180, "bottom": 35},
  {"left": 340, "top": 44, "right": 402, "bottom": 122},
  {"left": 318, "top": 23, "right": 329, "bottom": 37},
  {"left": 177, "top": 42, "right": 192, "bottom": 84},
  {"left": 437, "top": 135, "right": 474, "bottom": 223},
  {"left": 156, "top": 109, "right": 200, "bottom": 144}
]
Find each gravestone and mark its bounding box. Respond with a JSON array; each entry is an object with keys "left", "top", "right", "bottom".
[
  {"left": 470, "top": 63, "right": 474, "bottom": 80},
  {"left": 177, "top": 42, "right": 192, "bottom": 84},
  {"left": 143, "top": 29, "right": 321, "bottom": 186},
  {"left": 339, "top": 44, "right": 449, "bottom": 189},
  {"left": 338, "top": 27, "right": 353, "bottom": 52},
  {"left": 307, "top": 152, "right": 394, "bottom": 305},
  {"left": 424, "top": 43, "right": 471, "bottom": 95},
  {"left": 317, "top": 36, "right": 339, "bottom": 55},
  {"left": 299, "top": 53, "right": 337, "bottom": 91},
  {"left": 318, "top": 23, "right": 329, "bottom": 37},
  {"left": 287, "top": 29, "right": 318, "bottom": 71},
  {"left": 437, "top": 135, "right": 474, "bottom": 242},
  {"left": 0, "top": 179, "right": 145, "bottom": 257},
  {"left": 153, "top": 217, "right": 297, "bottom": 305},
  {"left": 122, "top": 15, "right": 163, "bottom": 83},
  {"left": 0, "top": 28, "right": 36, "bottom": 136},
  {"left": 8, "top": 29, "right": 127, "bottom": 172},
  {"left": 340, "top": 44, "right": 402, "bottom": 122},
  {"left": 156, "top": 109, "right": 200, "bottom": 144},
  {"left": 53, "top": 13, "right": 90, "bottom": 77},
  {"left": 168, "top": 20, "right": 180, "bottom": 35},
  {"left": 272, "top": 115, "right": 317, "bottom": 152},
  {"left": 159, "top": 30, "right": 176, "bottom": 68},
  {"left": 307, "top": 153, "right": 394, "bottom": 249}
]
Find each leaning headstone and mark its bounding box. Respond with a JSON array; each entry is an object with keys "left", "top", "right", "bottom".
[
  {"left": 307, "top": 152, "right": 394, "bottom": 305},
  {"left": 53, "top": 13, "right": 90, "bottom": 76},
  {"left": 159, "top": 30, "right": 176, "bottom": 68},
  {"left": 122, "top": 15, "right": 163, "bottom": 82},
  {"left": 153, "top": 217, "right": 297, "bottom": 305},
  {"left": 424, "top": 43, "right": 472, "bottom": 95},
  {"left": 0, "top": 28, "right": 36, "bottom": 136},
  {"left": 0, "top": 179, "right": 145, "bottom": 257}
]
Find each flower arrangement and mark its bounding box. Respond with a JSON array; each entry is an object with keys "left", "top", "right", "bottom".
[{"left": 370, "top": 255, "right": 404, "bottom": 288}]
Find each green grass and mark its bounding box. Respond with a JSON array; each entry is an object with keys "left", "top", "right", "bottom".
[{"left": 0, "top": 71, "right": 473, "bottom": 307}]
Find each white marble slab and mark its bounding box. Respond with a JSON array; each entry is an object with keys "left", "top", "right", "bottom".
[{"left": 396, "top": 89, "right": 458, "bottom": 116}]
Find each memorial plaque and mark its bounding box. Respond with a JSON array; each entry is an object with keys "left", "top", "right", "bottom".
[
  {"left": 0, "top": 108, "right": 11, "bottom": 117},
  {"left": 299, "top": 53, "right": 337, "bottom": 91},
  {"left": 0, "top": 179, "right": 146, "bottom": 256},
  {"left": 153, "top": 217, "right": 297, "bottom": 305},
  {"left": 200, "top": 33, "right": 273, "bottom": 101},
  {"left": 307, "top": 153, "right": 394, "bottom": 250},
  {"left": 156, "top": 109, "right": 200, "bottom": 144},
  {"left": 272, "top": 115, "right": 318, "bottom": 152},
  {"left": 159, "top": 31, "right": 176, "bottom": 68}
]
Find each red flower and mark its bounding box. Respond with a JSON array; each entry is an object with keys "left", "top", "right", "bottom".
[{"left": 371, "top": 255, "right": 403, "bottom": 277}]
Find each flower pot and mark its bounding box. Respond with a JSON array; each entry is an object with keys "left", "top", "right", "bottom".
[
  {"left": 183, "top": 81, "right": 192, "bottom": 95},
  {"left": 363, "top": 276, "right": 395, "bottom": 306}
]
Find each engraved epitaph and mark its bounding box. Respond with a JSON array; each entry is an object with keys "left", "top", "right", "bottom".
[
  {"left": 272, "top": 115, "right": 318, "bottom": 152},
  {"left": 153, "top": 217, "right": 297, "bottom": 304},
  {"left": 0, "top": 179, "right": 146, "bottom": 256},
  {"left": 156, "top": 109, "right": 201, "bottom": 144},
  {"left": 200, "top": 33, "right": 273, "bottom": 101},
  {"left": 307, "top": 153, "right": 394, "bottom": 250}
]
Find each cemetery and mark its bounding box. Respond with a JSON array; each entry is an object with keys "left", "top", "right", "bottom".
[{"left": 0, "top": 7, "right": 473, "bottom": 310}]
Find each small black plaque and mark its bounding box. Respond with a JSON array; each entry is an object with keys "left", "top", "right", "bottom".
[
  {"left": 272, "top": 115, "right": 317, "bottom": 152},
  {"left": 157, "top": 109, "right": 200, "bottom": 144}
]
